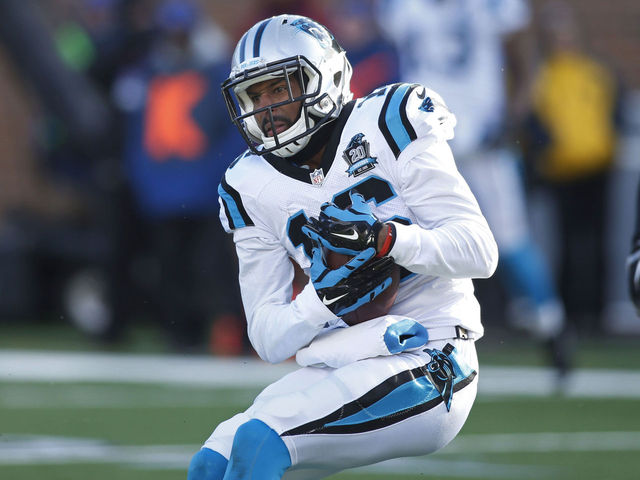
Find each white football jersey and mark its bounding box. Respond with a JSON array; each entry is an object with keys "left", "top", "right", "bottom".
[
  {"left": 377, "top": 0, "right": 530, "bottom": 156},
  {"left": 219, "top": 83, "right": 498, "bottom": 363}
]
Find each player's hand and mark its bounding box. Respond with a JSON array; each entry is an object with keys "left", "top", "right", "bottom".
[
  {"left": 302, "top": 191, "right": 390, "bottom": 256},
  {"left": 308, "top": 246, "right": 395, "bottom": 317},
  {"left": 628, "top": 241, "right": 640, "bottom": 315}
]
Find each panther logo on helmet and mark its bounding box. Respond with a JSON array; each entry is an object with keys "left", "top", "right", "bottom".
[{"left": 290, "top": 18, "right": 333, "bottom": 49}]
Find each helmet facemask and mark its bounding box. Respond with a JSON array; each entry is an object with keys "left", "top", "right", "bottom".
[
  {"left": 222, "top": 55, "right": 339, "bottom": 157},
  {"left": 223, "top": 14, "right": 353, "bottom": 158}
]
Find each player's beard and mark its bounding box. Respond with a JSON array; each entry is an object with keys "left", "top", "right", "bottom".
[{"left": 261, "top": 115, "right": 293, "bottom": 137}]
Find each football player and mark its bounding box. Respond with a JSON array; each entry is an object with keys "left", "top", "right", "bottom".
[
  {"left": 188, "top": 14, "right": 497, "bottom": 479},
  {"left": 376, "top": 0, "right": 570, "bottom": 371}
]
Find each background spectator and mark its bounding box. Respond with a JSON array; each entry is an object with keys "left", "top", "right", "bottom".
[
  {"left": 525, "top": 0, "right": 623, "bottom": 335},
  {"left": 375, "top": 0, "right": 571, "bottom": 376},
  {"left": 323, "top": 0, "right": 400, "bottom": 99},
  {"left": 0, "top": 0, "right": 115, "bottom": 330},
  {"left": 0, "top": 0, "right": 248, "bottom": 354},
  {"left": 0, "top": 0, "right": 639, "bottom": 359},
  {"left": 111, "top": 0, "right": 246, "bottom": 352}
]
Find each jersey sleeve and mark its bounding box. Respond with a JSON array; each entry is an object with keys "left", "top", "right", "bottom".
[
  {"left": 377, "top": 83, "right": 456, "bottom": 159},
  {"left": 217, "top": 163, "right": 341, "bottom": 364},
  {"left": 218, "top": 175, "right": 255, "bottom": 233},
  {"left": 388, "top": 138, "right": 499, "bottom": 279},
  {"left": 218, "top": 151, "right": 256, "bottom": 233},
  {"left": 233, "top": 231, "right": 341, "bottom": 363}
]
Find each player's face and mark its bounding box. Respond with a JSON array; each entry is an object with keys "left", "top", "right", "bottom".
[{"left": 246, "top": 75, "right": 303, "bottom": 137}]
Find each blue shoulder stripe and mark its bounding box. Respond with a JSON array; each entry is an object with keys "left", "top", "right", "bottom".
[
  {"left": 218, "top": 176, "right": 254, "bottom": 230},
  {"left": 378, "top": 84, "right": 418, "bottom": 158}
]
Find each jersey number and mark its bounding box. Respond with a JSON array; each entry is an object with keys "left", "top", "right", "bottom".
[{"left": 287, "top": 176, "right": 397, "bottom": 258}]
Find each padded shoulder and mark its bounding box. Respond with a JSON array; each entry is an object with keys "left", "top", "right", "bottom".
[
  {"left": 357, "top": 83, "right": 456, "bottom": 159},
  {"left": 218, "top": 150, "right": 264, "bottom": 232}
]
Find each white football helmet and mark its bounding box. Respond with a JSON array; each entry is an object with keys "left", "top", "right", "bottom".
[{"left": 222, "top": 14, "right": 353, "bottom": 157}]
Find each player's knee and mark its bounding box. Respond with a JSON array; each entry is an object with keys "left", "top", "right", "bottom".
[
  {"left": 187, "top": 447, "right": 228, "bottom": 480},
  {"left": 225, "top": 419, "right": 291, "bottom": 479}
]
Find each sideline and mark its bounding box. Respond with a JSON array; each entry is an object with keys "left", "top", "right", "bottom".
[{"left": 0, "top": 433, "right": 549, "bottom": 478}]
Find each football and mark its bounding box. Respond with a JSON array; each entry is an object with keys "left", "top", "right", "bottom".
[{"left": 325, "top": 250, "right": 401, "bottom": 325}]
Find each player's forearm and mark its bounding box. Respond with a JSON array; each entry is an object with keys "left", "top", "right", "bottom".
[
  {"left": 393, "top": 142, "right": 498, "bottom": 278},
  {"left": 235, "top": 237, "right": 334, "bottom": 362},
  {"left": 388, "top": 220, "right": 498, "bottom": 279},
  {"left": 247, "top": 282, "right": 339, "bottom": 364}
]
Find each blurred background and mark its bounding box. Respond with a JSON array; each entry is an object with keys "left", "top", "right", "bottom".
[{"left": 1, "top": 1, "right": 640, "bottom": 478}]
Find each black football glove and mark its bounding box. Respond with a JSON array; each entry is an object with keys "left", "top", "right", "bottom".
[
  {"left": 308, "top": 245, "right": 395, "bottom": 317},
  {"left": 628, "top": 241, "right": 640, "bottom": 314},
  {"left": 302, "top": 191, "right": 386, "bottom": 256}
]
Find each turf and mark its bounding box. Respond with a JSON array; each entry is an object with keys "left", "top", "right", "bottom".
[
  {"left": 2, "top": 380, "right": 639, "bottom": 479},
  {"left": 2, "top": 321, "right": 640, "bottom": 479}
]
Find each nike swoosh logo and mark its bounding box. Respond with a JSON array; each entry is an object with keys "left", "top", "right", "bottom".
[
  {"left": 322, "top": 293, "right": 348, "bottom": 306},
  {"left": 333, "top": 230, "right": 358, "bottom": 241}
]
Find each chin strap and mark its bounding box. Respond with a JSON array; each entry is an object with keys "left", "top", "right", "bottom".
[{"left": 280, "top": 116, "right": 336, "bottom": 165}]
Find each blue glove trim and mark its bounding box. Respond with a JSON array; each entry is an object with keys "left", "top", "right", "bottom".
[
  {"left": 310, "top": 247, "right": 375, "bottom": 289},
  {"left": 336, "top": 275, "right": 392, "bottom": 316},
  {"left": 320, "top": 191, "right": 377, "bottom": 226},
  {"left": 302, "top": 226, "right": 354, "bottom": 255},
  {"left": 384, "top": 319, "right": 429, "bottom": 354}
]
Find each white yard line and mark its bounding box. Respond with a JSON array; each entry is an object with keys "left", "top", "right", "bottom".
[
  {"left": 352, "top": 456, "right": 555, "bottom": 478},
  {"left": 0, "top": 350, "right": 296, "bottom": 387},
  {"left": 0, "top": 383, "right": 255, "bottom": 409},
  {"left": 0, "top": 436, "right": 196, "bottom": 466},
  {"left": 2, "top": 349, "right": 640, "bottom": 399},
  {"left": 440, "top": 431, "right": 640, "bottom": 454},
  {"left": 2, "top": 431, "right": 639, "bottom": 475},
  {"left": 2, "top": 350, "right": 637, "bottom": 477}
]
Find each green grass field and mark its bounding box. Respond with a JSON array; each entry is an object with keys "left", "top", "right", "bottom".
[{"left": 2, "top": 322, "right": 640, "bottom": 479}]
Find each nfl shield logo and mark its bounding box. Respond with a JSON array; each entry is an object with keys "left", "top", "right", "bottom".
[{"left": 310, "top": 168, "right": 325, "bottom": 186}]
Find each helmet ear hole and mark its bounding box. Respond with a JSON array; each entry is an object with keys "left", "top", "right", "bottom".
[{"left": 333, "top": 71, "right": 342, "bottom": 87}]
